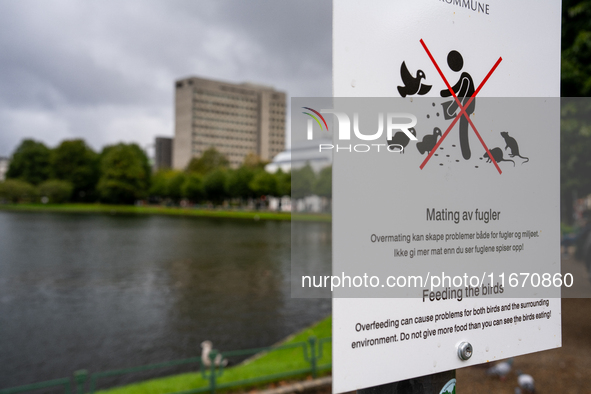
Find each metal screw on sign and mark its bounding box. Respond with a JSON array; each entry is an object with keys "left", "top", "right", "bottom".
[{"left": 457, "top": 342, "right": 473, "bottom": 361}]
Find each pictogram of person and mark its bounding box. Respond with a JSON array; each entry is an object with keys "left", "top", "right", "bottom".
[{"left": 440, "top": 50, "right": 474, "bottom": 160}]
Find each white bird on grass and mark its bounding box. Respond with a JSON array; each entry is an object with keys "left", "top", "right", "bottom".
[
  {"left": 201, "top": 340, "right": 228, "bottom": 368},
  {"left": 486, "top": 358, "right": 514, "bottom": 380}
]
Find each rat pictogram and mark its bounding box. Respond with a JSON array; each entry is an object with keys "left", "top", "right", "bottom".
[
  {"left": 501, "top": 132, "right": 529, "bottom": 163},
  {"left": 483, "top": 147, "right": 515, "bottom": 166}
]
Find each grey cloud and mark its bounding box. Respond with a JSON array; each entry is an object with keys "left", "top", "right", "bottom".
[{"left": 0, "top": 0, "right": 332, "bottom": 156}]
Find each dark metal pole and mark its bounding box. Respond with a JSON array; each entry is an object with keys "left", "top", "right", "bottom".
[
  {"left": 73, "top": 370, "right": 88, "bottom": 394},
  {"left": 209, "top": 351, "right": 217, "bottom": 394},
  {"left": 357, "top": 370, "right": 456, "bottom": 394}
]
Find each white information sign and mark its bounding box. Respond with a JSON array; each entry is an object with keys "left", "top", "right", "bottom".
[{"left": 332, "top": 1, "right": 562, "bottom": 392}]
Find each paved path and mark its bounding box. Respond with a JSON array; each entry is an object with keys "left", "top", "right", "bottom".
[{"left": 561, "top": 253, "right": 591, "bottom": 297}]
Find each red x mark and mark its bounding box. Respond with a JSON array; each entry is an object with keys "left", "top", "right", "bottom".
[{"left": 419, "top": 39, "right": 503, "bottom": 174}]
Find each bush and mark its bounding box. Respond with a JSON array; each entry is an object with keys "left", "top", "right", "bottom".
[
  {"left": 275, "top": 169, "right": 291, "bottom": 197},
  {"left": 149, "top": 171, "right": 168, "bottom": 198},
  {"left": 50, "top": 139, "right": 99, "bottom": 201},
  {"left": 226, "top": 167, "right": 256, "bottom": 200},
  {"left": 6, "top": 139, "right": 51, "bottom": 185},
  {"left": 314, "top": 166, "right": 332, "bottom": 198},
  {"left": 182, "top": 173, "right": 205, "bottom": 203},
  {"left": 167, "top": 171, "right": 186, "bottom": 201},
  {"left": 0, "top": 179, "right": 37, "bottom": 203},
  {"left": 37, "top": 180, "right": 74, "bottom": 203},
  {"left": 291, "top": 165, "right": 316, "bottom": 199},
  {"left": 249, "top": 170, "right": 277, "bottom": 198},
  {"left": 149, "top": 170, "right": 187, "bottom": 202},
  {"left": 97, "top": 143, "right": 150, "bottom": 204},
  {"left": 186, "top": 147, "right": 229, "bottom": 175},
  {"left": 204, "top": 170, "right": 228, "bottom": 205}
]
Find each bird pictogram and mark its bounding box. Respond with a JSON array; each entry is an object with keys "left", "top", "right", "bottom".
[{"left": 397, "top": 61, "right": 432, "bottom": 97}]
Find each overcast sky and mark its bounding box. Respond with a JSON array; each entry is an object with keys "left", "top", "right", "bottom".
[{"left": 0, "top": 0, "right": 332, "bottom": 157}]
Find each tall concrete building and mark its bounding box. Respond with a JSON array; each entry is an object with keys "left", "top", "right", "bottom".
[
  {"left": 173, "top": 76, "right": 286, "bottom": 169},
  {"left": 154, "top": 137, "right": 173, "bottom": 171},
  {"left": 0, "top": 157, "right": 9, "bottom": 181}
]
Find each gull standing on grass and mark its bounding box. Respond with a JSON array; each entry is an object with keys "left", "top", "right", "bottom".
[{"left": 201, "top": 340, "right": 228, "bottom": 367}]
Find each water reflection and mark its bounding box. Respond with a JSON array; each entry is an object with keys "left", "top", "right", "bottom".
[{"left": 0, "top": 212, "right": 331, "bottom": 388}]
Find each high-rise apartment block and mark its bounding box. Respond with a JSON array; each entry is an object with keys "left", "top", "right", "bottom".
[
  {"left": 173, "top": 76, "right": 286, "bottom": 169},
  {"left": 154, "top": 137, "right": 173, "bottom": 171},
  {"left": 0, "top": 157, "right": 9, "bottom": 181}
]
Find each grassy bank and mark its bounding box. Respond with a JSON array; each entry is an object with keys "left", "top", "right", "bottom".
[
  {"left": 97, "top": 316, "right": 332, "bottom": 394},
  {"left": 0, "top": 203, "right": 331, "bottom": 222}
]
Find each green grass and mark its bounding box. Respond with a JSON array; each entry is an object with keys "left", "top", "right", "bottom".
[
  {"left": 0, "top": 203, "right": 331, "bottom": 222},
  {"left": 96, "top": 316, "right": 332, "bottom": 394}
]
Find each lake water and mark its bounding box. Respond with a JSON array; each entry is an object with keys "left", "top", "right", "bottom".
[{"left": 0, "top": 211, "right": 331, "bottom": 389}]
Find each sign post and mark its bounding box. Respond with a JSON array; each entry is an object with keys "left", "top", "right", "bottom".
[
  {"left": 329, "top": 1, "right": 562, "bottom": 393},
  {"left": 358, "top": 371, "right": 456, "bottom": 394}
]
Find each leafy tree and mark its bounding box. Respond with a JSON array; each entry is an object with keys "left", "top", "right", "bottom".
[
  {"left": 97, "top": 143, "right": 150, "bottom": 204},
  {"left": 182, "top": 173, "right": 205, "bottom": 202},
  {"left": 6, "top": 139, "right": 51, "bottom": 185},
  {"left": 226, "top": 166, "right": 256, "bottom": 200},
  {"left": 560, "top": 2, "right": 591, "bottom": 221},
  {"left": 314, "top": 166, "right": 332, "bottom": 198},
  {"left": 50, "top": 139, "right": 99, "bottom": 201},
  {"left": 561, "top": 100, "right": 591, "bottom": 222},
  {"left": 166, "top": 171, "right": 186, "bottom": 201},
  {"left": 275, "top": 170, "right": 291, "bottom": 197},
  {"left": 149, "top": 170, "right": 187, "bottom": 201},
  {"left": 562, "top": 0, "right": 591, "bottom": 96},
  {"left": 242, "top": 153, "right": 268, "bottom": 169},
  {"left": 203, "top": 169, "right": 228, "bottom": 205},
  {"left": 291, "top": 164, "right": 316, "bottom": 199},
  {"left": 186, "top": 147, "right": 229, "bottom": 175},
  {"left": 249, "top": 170, "right": 277, "bottom": 198},
  {"left": 0, "top": 179, "right": 37, "bottom": 203},
  {"left": 149, "top": 170, "right": 169, "bottom": 198},
  {"left": 38, "top": 180, "right": 74, "bottom": 204}
]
